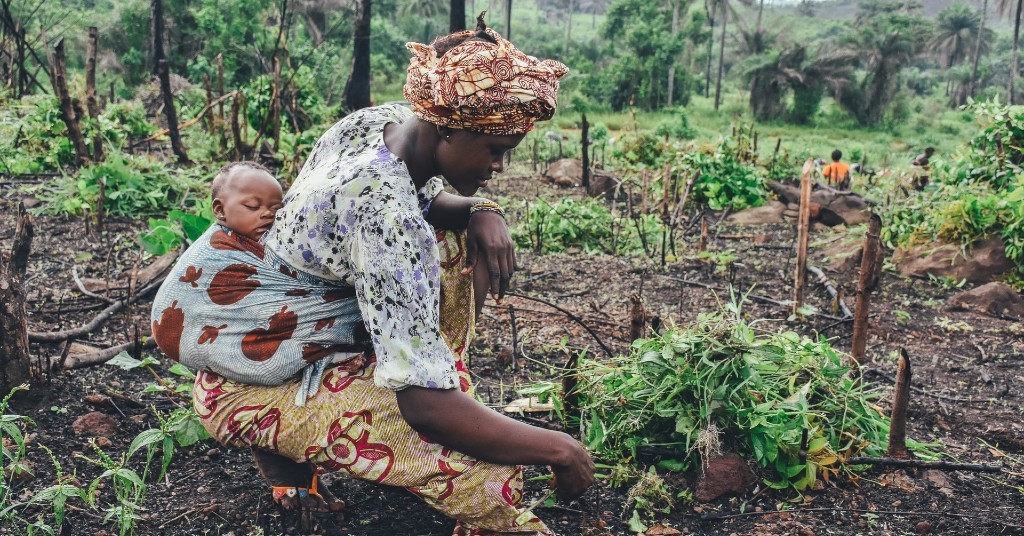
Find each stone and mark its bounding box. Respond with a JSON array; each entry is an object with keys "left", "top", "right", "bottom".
[
  {"left": 588, "top": 169, "right": 621, "bottom": 200},
  {"left": 72, "top": 411, "right": 119, "bottom": 438},
  {"left": 724, "top": 201, "right": 786, "bottom": 225},
  {"left": 945, "top": 282, "right": 1024, "bottom": 317},
  {"left": 543, "top": 158, "right": 583, "bottom": 188},
  {"left": 694, "top": 453, "right": 756, "bottom": 501},
  {"left": 892, "top": 237, "right": 1014, "bottom": 284},
  {"left": 767, "top": 180, "right": 873, "bottom": 226},
  {"left": 915, "top": 520, "right": 933, "bottom": 535}
]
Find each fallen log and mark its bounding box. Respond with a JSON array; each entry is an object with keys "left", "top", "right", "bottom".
[
  {"left": 845, "top": 457, "right": 1003, "bottom": 473},
  {"left": 63, "top": 337, "right": 157, "bottom": 370}
]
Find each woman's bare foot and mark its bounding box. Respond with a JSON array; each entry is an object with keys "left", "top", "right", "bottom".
[{"left": 251, "top": 447, "right": 345, "bottom": 514}]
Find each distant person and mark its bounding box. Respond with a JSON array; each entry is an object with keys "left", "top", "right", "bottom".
[
  {"left": 911, "top": 147, "right": 934, "bottom": 190},
  {"left": 821, "top": 149, "right": 851, "bottom": 190}
]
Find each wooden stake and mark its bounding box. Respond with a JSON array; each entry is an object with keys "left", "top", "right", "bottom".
[
  {"left": 85, "top": 26, "right": 103, "bottom": 162},
  {"left": 628, "top": 293, "right": 645, "bottom": 343},
  {"left": 48, "top": 38, "right": 90, "bottom": 166},
  {"left": 792, "top": 159, "right": 814, "bottom": 316},
  {"left": 851, "top": 213, "right": 882, "bottom": 364},
  {"left": 581, "top": 112, "right": 590, "bottom": 191},
  {"left": 886, "top": 348, "right": 912, "bottom": 459},
  {"left": 0, "top": 203, "right": 34, "bottom": 392}
]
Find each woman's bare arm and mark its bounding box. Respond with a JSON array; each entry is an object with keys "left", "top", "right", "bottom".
[{"left": 396, "top": 386, "right": 596, "bottom": 499}]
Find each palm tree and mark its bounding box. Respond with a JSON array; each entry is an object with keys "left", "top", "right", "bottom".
[
  {"left": 997, "top": 0, "right": 1023, "bottom": 103},
  {"left": 969, "top": 0, "right": 989, "bottom": 97},
  {"left": 708, "top": 0, "right": 750, "bottom": 110},
  {"left": 743, "top": 47, "right": 804, "bottom": 121},
  {"left": 931, "top": 3, "right": 988, "bottom": 69}
]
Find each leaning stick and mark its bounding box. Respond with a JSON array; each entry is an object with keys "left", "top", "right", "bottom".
[
  {"left": 845, "top": 457, "right": 1002, "bottom": 473},
  {"left": 851, "top": 213, "right": 883, "bottom": 364},
  {"left": 136, "top": 91, "right": 237, "bottom": 144},
  {"left": 808, "top": 265, "right": 853, "bottom": 319},
  {"left": 792, "top": 159, "right": 814, "bottom": 316}
]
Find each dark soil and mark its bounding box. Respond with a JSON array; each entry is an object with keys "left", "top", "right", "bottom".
[{"left": 2, "top": 169, "right": 1023, "bottom": 536}]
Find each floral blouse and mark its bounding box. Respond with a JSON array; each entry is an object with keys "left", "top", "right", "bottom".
[{"left": 264, "top": 104, "right": 454, "bottom": 391}]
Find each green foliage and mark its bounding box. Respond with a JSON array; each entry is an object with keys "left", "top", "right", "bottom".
[
  {"left": 512, "top": 198, "right": 660, "bottom": 257},
  {"left": 679, "top": 138, "right": 767, "bottom": 211},
  {"left": 36, "top": 155, "right": 209, "bottom": 218},
  {"left": 138, "top": 202, "right": 215, "bottom": 256},
  {"left": 883, "top": 100, "right": 1024, "bottom": 273},
  {"left": 526, "top": 304, "right": 894, "bottom": 502}
]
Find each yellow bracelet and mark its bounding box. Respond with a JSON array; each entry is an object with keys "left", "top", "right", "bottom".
[{"left": 469, "top": 200, "right": 505, "bottom": 219}]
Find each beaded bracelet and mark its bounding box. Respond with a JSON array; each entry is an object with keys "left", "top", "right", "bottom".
[{"left": 469, "top": 200, "right": 505, "bottom": 219}]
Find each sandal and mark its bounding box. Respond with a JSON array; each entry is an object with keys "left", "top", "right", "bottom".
[{"left": 271, "top": 469, "right": 345, "bottom": 514}]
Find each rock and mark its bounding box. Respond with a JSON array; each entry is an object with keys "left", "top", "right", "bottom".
[
  {"left": 892, "top": 237, "right": 1014, "bottom": 284},
  {"left": 72, "top": 412, "right": 119, "bottom": 438},
  {"left": 95, "top": 437, "right": 113, "bottom": 448},
  {"left": 645, "top": 525, "right": 682, "bottom": 535},
  {"left": 694, "top": 453, "right": 756, "bottom": 501},
  {"left": 821, "top": 241, "right": 864, "bottom": 273},
  {"left": 945, "top": 282, "right": 1024, "bottom": 317},
  {"left": 84, "top": 394, "right": 112, "bottom": 407},
  {"left": 588, "top": 169, "right": 622, "bottom": 200},
  {"left": 915, "top": 520, "right": 933, "bottom": 535},
  {"left": 725, "top": 201, "right": 786, "bottom": 225},
  {"left": 543, "top": 158, "right": 583, "bottom": 188},
  {"left": 20, "top": 196, "right": 40, "bottom": 209}
]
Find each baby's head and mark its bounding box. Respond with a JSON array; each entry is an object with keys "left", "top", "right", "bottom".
[{"left": 211, "top": 162, "right": 283, "bottom": 240}]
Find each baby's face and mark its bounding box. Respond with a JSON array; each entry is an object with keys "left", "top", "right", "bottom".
[{"left": 213, "top": 169, "right": 284, "bottom": 240}]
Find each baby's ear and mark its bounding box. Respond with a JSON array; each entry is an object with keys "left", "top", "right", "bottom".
[{"left": 212, "top": 198, "right": 226, "bottom": 220}]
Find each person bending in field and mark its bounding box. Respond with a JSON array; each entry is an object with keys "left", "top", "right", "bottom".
[
  {"left": 911, "top": 146, "right": 934, "bottom": 191},
  {"left": 821, "top": 149, "right": 851, "bottom": 191}
]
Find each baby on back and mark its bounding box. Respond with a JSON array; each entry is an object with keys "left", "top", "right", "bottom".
[{"left": 151, "top": 162, "right": 369, "bottom": 405}]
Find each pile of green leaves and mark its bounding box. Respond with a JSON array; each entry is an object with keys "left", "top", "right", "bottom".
[
  {"left": 528, "top": 308, "right": 891, "bottom": 493},
  {"left": 883, "top": 100, "right": 1024, "bottom": 274},
  {"left": 511, "top": 198, "right": 661, "bottom": 257}
]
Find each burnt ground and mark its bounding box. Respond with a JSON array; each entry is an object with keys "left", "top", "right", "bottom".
[{"left": 2, "top": 169, "right": 1023, "bottom": 536}]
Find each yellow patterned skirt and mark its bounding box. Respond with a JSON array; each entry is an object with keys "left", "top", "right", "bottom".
[{"left": 192, "top": 231, "right": 551, "bottom": 535}]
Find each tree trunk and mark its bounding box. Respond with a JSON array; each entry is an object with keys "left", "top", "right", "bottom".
[
  {"left": 714, "top": 2, "right": 728, "bottom": 111},
  {"left": 0, "top": 203, "right": 34, "bottom": 394},
  {"left": 48, "top": 38, "right": 90, "bottom": 166},
  {"left": 705, "top": 0, "right": 717, "bottom": 98},
  {"left": 969, "top": 0, "right": 987, "bottom": 97},
  {"left": 272, "top": 56, "right": 282, "bottom": 151},
  {"left": 450, "top": 0, "right": 466, "bottom": 32},
  {"left": 505, "top": 0, "right": 512, "bottom": 39},
  {"left": 667, "top": 0, "right": 680, "bottom": 106},
  {"left": 152, "top": 0, "right": 189, "bottom": 163},
  {"left": 1011, "top": 0, "right": 1022, "bottom": 104},
  {"left": 343, "top": 0, "right": 372, "bottom": 112},
  {"left": 564, "top": 0, "right": 574, "bottom": 56},
  {"left": 85, "top": 26, "right": 103, "bottom": 162}
]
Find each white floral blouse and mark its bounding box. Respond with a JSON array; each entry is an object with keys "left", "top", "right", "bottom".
[{"left": 264, "top": 104, "right": 455, "bottom": 391}]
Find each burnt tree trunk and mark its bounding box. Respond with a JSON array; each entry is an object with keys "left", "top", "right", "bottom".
[
  {"left": 450, "top": 0, "right": 466, "bottom": 32},
  {"left": 48, "top": 38, "right": 90, "bottom": 166},
  {"left": 581, "top": 113, "right": 590, "bottom": 191},
  {"left": 0, "top": 203, "right": 34, "bottom": 394},
  {"left": 85, "top": 26, "right": 103, "bottom": 162},
  {"left": 152, "top": 0, "right": 189, "bottom": 163},
  {"left": 343, "top": 0, "right": 372, "bottom": 112}
]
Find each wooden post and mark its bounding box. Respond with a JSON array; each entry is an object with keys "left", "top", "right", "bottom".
[
  {"left": 792, "top": 158, "right": 814, "bottom": 316},
  {"left": 48, "top": 38, "right": 90, "bottom": 166},
  {"left": 851, "top": 212, "right": 882, "bottom": 365},
  {"left": 580, "top": 113, "right": 590, "bottom": 192},
  {"left": 886, "top": 348, "right": 912, "bottom": 459},
  {"left": 230, "top": 90, "right": 245, "bottom": 160},
  {"left": 85, "top": 26, "right": 103, "bottom": 162},
  {"left": 628, "top": 293, "right": 645, "bottom": 342},
  {"left": 698, "top": 215, "right": 708, "bottom": 252},
  {"left": 531, "top": 137, "right": 537, "bottom": 173},
  {"left": 0, "top": 203, "right": 34, "bottom": 393}
]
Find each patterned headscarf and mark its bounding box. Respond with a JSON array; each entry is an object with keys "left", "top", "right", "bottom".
[{"left": 403, "top": 28, "right": 568, "bottom": 136}]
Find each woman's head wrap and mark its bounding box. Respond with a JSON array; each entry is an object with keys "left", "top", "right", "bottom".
[{"left": 403, "top": 27, "right": 568, "bottom": 136}]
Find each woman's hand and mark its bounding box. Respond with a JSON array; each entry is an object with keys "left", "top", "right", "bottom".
[
  {"left": 462, "top": 210, "right": 516, "bottom": 302},
  {"left": 549, "top": 434, "right": 597, "bottom": 500}
]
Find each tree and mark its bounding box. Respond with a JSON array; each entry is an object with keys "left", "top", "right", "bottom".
[
  {"left": 707, "top": 0, "right": 750, "bottom": 111},
  {"left": 742, "top": 45, "right": 855, "bottom": 123},
  {"left": 969, "top": 0, "right": 989, "bottom": 97},
  {"left": 450, "top": 0, "right": 466, "bottom": 31},
  {"left": 997, "top": 0, "right": 1023, "bottom": 103},
  {"left": 0, "top": 204, "right": 33, "bottom": 395},
  {"left": 151, "top": 0, "right": 190, "bottom": 164},
  {"left": 343, "top": 0, "right": 372, "bottom": 112},
  {"left": 834, "top": 1, "right": 931, "bottom": 125},
  {"left": 400, "top": 0, "right": 446, "bottom": 43},
  {"left": 931, "top": 3, "right": 988, "bottom": 69}
]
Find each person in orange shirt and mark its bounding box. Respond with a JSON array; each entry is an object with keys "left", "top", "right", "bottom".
[{"left": 821, "top": 149, "right": 851, "bottom": 190}]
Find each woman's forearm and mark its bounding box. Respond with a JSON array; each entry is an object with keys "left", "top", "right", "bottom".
[
  {"left": 396, "top": 386, "right": 574, "bottom": 467},
  {"left": 425, "top": 192, "right": 483, "bottom": 230}
]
